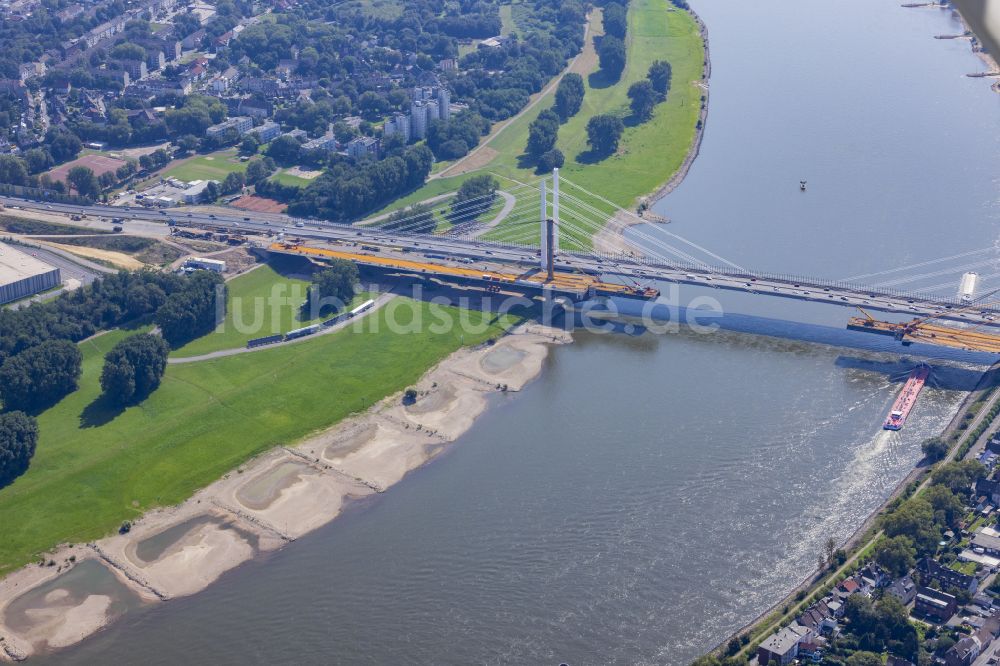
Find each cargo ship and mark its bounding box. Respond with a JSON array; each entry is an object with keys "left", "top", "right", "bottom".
[{"left": 883, "top": 364, "right": 931, "bottom": 431}]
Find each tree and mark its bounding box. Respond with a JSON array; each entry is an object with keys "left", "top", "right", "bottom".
[
  {"left": 45, "top": 127, "right": 82, "bottom": 162},
  {"left": 100, "top": 334, "right": 170, "bottom": 405},
  {"left": 628, "top": 80, "right": 658, "bottom": 121},
  {"left": 586, "top": 114, "right": 625, "bottom": 156},
  {"left": 307, "top": 260, "right": 359, "bottom": 314},
  {"left": 0, "top": 340, "right": 82, "bottom": 412},
  {"left": 648, "top": 59, "right": 673, "bottom": 98},
  {"left": 598, "top": 35, "right": 626, "bottom": 78},
  {"left": 240, "top": 134, "right": 260, "bottom": 155},
  {"left": 0, "top": 411, "right": 38, "bottom": 487},
  {"left": 924, "top": 484, "right": 965, "bottom": 529},
  {"left": 536, "top": 148, "right": 564, "bottom": 174},
  {"left": 554, "top": 73, "right": 585, "bottom": 121},
  {"left": 222, "top": 171, "right": 246, "bottom": 195},
  {"left": 155, "top": 271, "right": 225, "bottom": 345},
  {"left": 0, "top": 154, "right": 28, "bottom": 185},
  {"left": 921, "top": 437, "right": 948, "bottom": 462},
  {"left": 67, "top": 166, "right": 100, "bottom": 198},
  {"left": 931, "top": 460, "right": 985, "bottom": 493},
  {"left": 450, "top": 174, "right": 498, "bottom": 222},
  {"left": 200, "top": 181, "right": 220, "bottom": 203},
  {"left": 603, "top": 2, "right": 627, "bottom": 39},
  {"left": 846, "top": 652, "right": 884, "bottom": 666},
  {"left": 246, "top": 158, "right": 276, "bottom": 185},
  {"left": 526, "top": 109, "right": 560, "bottom": 156},
  {"left": 882, "top": 496, "right": 940, "bottom": 554},
  {"left": 266, "top": 135, "right": 302, "bottom": 166},
  {"left": 382, "top": 203, "right": 436, "bottom": 234},
  {"left": 874, "top": 535, "right": 916, "bottom": 577}
]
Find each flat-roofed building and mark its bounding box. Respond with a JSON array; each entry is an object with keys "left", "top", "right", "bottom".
[{"left": 0, "top": 242, "right": 61, "bottom": 304}]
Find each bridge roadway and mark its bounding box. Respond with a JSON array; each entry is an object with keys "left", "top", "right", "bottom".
[{"left": 3, "top": 195, "right": 996, "bottom": 328}]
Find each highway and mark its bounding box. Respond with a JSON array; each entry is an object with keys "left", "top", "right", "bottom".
[{"left": 3, "top": 194, "right": 997, "bottom": 328}]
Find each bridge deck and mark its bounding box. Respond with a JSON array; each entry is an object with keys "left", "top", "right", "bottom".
[{"left": 270, "top": 243, "right": 659, "bottom": 300}]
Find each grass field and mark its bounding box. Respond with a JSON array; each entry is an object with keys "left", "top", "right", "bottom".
[
  {"left": 55, "top": 236, "right": 185, "bottom": 267},
  {"left": 0, "top": 300, "right": 519, "bottom": 575},
  {"left": 162, "top": 150, "right": 248, "bottom": 183},
  {"left": 270, "top": 170, "right": 314, "bottom": 188},
  {"left": 375, "top": 0, "right": 705, "bottom": 249},
  {"left": 0, "top": 215, "right": 110, "bottom": 236},
  {"left": 500, "top": 3, "right": 516, "bottom": 36},
  {"left": 171, "top": 262, "right": 372, "bottom": 358}
]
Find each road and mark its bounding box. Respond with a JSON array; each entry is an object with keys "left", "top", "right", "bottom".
[
  {"left": 168, "top": 293, "right": 395, "bottom": 364},
  {"left": 2, "top": 194, "right": 994, "bottom": 328},
  {"left": 430, "top": 8, "right": 598, "bottom": 181}
]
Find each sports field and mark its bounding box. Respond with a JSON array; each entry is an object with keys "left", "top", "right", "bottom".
[{"left": 162, "top": 150, "right": 248, "bottom": 182}]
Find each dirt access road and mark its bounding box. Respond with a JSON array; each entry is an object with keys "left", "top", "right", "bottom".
[{"left": 431, "top": 8, "right": 601, "bottom": 180}]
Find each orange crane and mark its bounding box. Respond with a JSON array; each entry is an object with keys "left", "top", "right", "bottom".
[{"left": 847, "top": 291, "right": 1000, "bottom": 353}]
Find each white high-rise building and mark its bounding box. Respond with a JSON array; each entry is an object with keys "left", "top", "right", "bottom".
[
  {"left": 410, "top": 100, "right": 429, "bottom": 139},
  {"left": 383, "top": 113, "right": 411, "bottom": 142},
  {"left": 438, "top": 87, "right": 451, "bottom": 121}
]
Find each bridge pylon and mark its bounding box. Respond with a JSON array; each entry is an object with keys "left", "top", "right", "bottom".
[{"left": 539, "top": 168, "right": 560, "bottom": 279}]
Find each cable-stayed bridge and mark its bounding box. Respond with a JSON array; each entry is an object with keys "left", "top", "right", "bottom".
[{"left": 4, "top": 170, "right": 1000, "bottom": 350}]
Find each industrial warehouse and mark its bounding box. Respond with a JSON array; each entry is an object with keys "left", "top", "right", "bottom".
[{"left": 0, "top": 242, "right": 62, "bottom": 305}]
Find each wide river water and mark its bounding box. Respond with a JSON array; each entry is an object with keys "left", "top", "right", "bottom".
[{"left": 44, "top": 0, "right": 1000, "bottom": 664}]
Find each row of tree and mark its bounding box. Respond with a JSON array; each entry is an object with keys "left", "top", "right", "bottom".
[
  {"left": 627, "top": 60, "right": 673, "bottom": 122},
  {"left": 285, "top": 144, "right": 434, "bottom": 221},
  {"left": 100, "top": 334, "right": 170, "bottom": 405}
]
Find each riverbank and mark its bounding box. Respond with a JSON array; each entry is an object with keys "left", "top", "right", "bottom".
[
  {"left": 643, "top": 6, "right": 712, "bottom": 208},
  {"left": 380, "top": 0, "right": 708, "bottom": 251},
  {"left": 709, "top": 360, "right": 1000, "bottom": 660},
  {"left": 950, "top": 0, "right": 1000, "bottom": 91},
  {"left": 0, "top": 321, "right": 571, "bottom": 661}
]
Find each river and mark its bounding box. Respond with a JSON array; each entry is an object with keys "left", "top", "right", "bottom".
[{"left": 42, "top": 0, "right": 1000, "bottom": 664}]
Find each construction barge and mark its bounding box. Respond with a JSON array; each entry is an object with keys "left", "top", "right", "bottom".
[{"left": 268, "top": 242, "right": 660, "bottom": 301}]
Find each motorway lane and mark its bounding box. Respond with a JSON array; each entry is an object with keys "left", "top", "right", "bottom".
[{"left": 2, "top": 195, "right": 996, "bottom": 328}]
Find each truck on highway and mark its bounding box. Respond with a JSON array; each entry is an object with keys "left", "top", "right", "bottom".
[{"left": 959, "top": 272, "right": 979, "bottom": 303}]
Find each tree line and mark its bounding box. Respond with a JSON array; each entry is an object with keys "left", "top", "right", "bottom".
[{"left": 0, "top": 268, "right": 225, "bottom": 487}]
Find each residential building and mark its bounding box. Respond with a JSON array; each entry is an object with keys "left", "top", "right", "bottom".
[
  {"left": 918, "top": 558, "right": 978, "bottom": 594},
  {"left": 972, "top": 527, "right": 1000, "bottom": 557},
  {"left": 976, "top": 478, "right": 1000, "bottom": 505},
  {"left": 18, "top": 61, "right": 45, "bottom": 82},
  {"left": 206, "top": 116, "right": 253, "bottom": 138},
  {"left": 117, "top": 59, "right": 148, "bottom": 81},
  {"left": 252, "top": 121, "right": 281, "bottom": 143},
  {"left": 756, "top": 624, "right": 812, "bottom": 666},
  {"left": 913, "top": 586, "right": 957, "bottom": 622},
  {"left": 945, "top": 636, "right": 982, "bottom": 666},
  {"left": 885, "top": 574, "right": 916, "bottom": 605},
  {"left": 302, "top": 136, "right": 337, "bottom": 152},
  {"left": 347, "top": 136, "right": 378, "bottom": 160},
  {"left": 383, "top": 113, "right": 410, "bottom": 142},
  {"left": 181, "top": 28, "right": 206, "bottom": 50},
  {"left": 238, "top": 98, "right": 272, "bottom": 119},
  {"left": 84, "top": 17, "right": 126, "bottom": 48}
]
